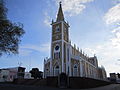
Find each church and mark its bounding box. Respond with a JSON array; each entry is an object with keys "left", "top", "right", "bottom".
[{"left": 44, "top": 2, "right": 107, "bottom": 79}]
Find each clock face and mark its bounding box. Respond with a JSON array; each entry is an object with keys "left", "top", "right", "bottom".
[
  {"left": 55, "top": 45, "right": 59, "bottom": 51},
  {"left": 54, "top": 44, "right": 60, "bottom": 52}
]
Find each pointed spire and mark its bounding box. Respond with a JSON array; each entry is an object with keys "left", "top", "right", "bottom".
[
  {"left": 74, "top": 44, "right": 76, "bottom": 49},
  {"left": 52, "top": 19, "right": 54, "bottom": 24},
  {"left": 80, "top": 49, "right": 82, "bottom": 53},
  {"left": 56, "top": 1, "right": 64, "bottom": 22},
  {"left": 77, "top": 47, "right": 79, "bottom": 51},
  {"left": 69, "top": 40, "right": 71, "bottom": 44}
]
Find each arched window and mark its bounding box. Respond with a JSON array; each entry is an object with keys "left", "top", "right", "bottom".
[
  {"left": 54, "top": 52, "right": 60, "bottom": 59},
  {"left": 54, "top": 66, "right": 59, "bottom": 76},
  {"left": 73, "top": 65, "right": 78, "bottom": 76}
]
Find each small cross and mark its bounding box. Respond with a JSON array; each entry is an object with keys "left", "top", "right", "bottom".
[{"left": 59, "top": 1, "right": 62, "bottom": 5}]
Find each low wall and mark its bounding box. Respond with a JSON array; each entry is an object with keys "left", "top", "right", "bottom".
[
  {"left": 13, "top": 79, "right": 47, "bottom": 86},
  {"left": 46, "top": 77, "right": 111, "bottom": 88},
  {"left": 13, "top": 77, "right": 112, "bottom": 89},
  {"left": 69, "top": 77, "right": 111, "bottom": 89},
  {"left": 46, "top": 76, "right": 58, "bottom": 87}
]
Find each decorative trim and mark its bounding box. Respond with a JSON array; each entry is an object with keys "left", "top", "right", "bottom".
[{"left": 62, "top": 21, "right": 64, "bottom": 73}]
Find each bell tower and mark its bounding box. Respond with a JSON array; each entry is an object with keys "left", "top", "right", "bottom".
[{"left": 51, "top": 2, "right": 70, "bottom": 76}]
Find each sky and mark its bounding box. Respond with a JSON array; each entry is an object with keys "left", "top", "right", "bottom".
[{"left": 0, "top": 0, "right": 120, "bottom": 76}]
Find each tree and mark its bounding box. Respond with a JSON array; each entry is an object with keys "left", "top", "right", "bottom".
[
  {"left": 29, "top": 68, "right": 43, "bottom": 79},
  {"left": 117, "top": 73, "right": 120, "bottom": 78},
  {"left": 0, "top": 0, "right": 25, "bottom": 56}
]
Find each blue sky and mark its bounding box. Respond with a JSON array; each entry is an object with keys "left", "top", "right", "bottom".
[{"left": 0, "top": 0, "right": 120, "bottom": 76}]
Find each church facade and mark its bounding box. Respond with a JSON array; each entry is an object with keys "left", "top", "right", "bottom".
[{"left": 44, "top": 2, "right": 106, "bottom": 79}]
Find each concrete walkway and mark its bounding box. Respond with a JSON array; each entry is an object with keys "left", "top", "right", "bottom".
[
  {"left": 83, "top": 84, "right": 120, "bottom": 90},
  {"left": 0, "top": 84, "right": 120, "bottom": 90}
]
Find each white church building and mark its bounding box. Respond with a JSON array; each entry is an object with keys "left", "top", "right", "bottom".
[{"left": 44, "top": 2, "right": 107, "bottom": 79}]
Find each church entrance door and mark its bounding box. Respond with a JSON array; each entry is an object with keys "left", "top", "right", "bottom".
[{"left": 59, "top": 73, "right": 68, "bottom": 88}]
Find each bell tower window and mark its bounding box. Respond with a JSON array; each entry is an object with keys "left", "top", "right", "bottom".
[{"left": 55, "top": 26, "right": 60, "bottom": 32}]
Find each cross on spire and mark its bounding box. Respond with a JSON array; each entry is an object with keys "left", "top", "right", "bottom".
[
  {"left": 56, "top": 1, "right": 64, "bottom": 22},
  {"left": 59, "top": 1, "right": 62, "bottom": 5}
]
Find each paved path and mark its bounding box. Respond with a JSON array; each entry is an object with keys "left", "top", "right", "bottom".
[
  {"left": 0, "top": 84, "right": 120, "bottom": 90},
  {"left": 83, "top": 84, "right": 120, "bottom": 90}
]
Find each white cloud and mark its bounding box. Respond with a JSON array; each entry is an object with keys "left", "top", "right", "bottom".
[
  {"left": 111, "top": 26, "right": 120, "bottom": 47},
  {"left": 19, "top": 42, "right": 50, "bottom": 56},
  {"left": 83, "top": 41, "right": 120, "bottom": 76},
  {"left": 84, "top": 48, "right": 96, "bottom": 56},
  {"left": 21, "top": 43, "right": 50, "bottom": 52},
  {"left": 100, "top": 4, "right": 120, "bottom": 75},
  {"left": 83, "top": 23, "right": 120, "bottom": 75},
  {"left": 19, "top": 49, "right": 33, "bottom": 56},
  {"left": 83, "top": 13, "right": 120, "bottom": 74},
  {"left": 44, "top": 0, "right": 94, "bottom": 21},
  {"left": 44, "top": 12, "right": 51, "bottom": 27},
  {"left": 104, "top": 3, "right": 120, "bottom": 25},
  {"left": 55, "top": 0, "right": 94, "bottom": 16}
]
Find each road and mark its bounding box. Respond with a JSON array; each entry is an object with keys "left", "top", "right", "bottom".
[{"left": 0, "top": 84, "right": 120, "bottom": 90}]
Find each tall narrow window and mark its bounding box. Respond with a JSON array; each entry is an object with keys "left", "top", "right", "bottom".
[
  {"left": 67, "top": 49, "right": 69, "bottom": 61},
  {"left": 73, "top": 65, "right": 78, "bottom": 76},
  {"left": 54, "top": 66, "right": 59, "bottom": 76},
  {"left": 54, "top": 52, "right": 60, "bottom": 59},
  {"left": 59, "top": 52, "right": 60, "bottom": 58}
]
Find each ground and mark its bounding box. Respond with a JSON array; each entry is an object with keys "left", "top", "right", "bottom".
[{"left": 0, "top": 84, "right": 120, "bottom": 90}]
